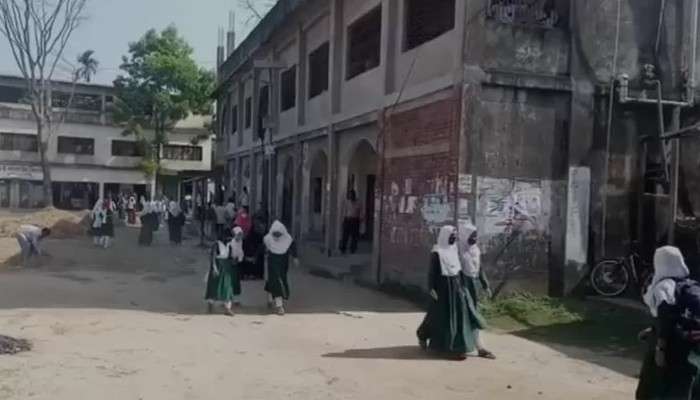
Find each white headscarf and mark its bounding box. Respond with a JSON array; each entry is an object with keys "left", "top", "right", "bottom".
[
  {"left": 458, "top": 221, "right": 480, "bottom": 278},
  {"left": 169, "top": 201, "right": 182, "bottom": 217},
  {"left": 231, "top": 226, "right": 245, "bottom": 262},
  {"left": 264, "top": 220, "right": 293, "bottom": 255},
  {"left": 433, "top": 225, "right": 461, "bottom": 277},
  {"left": 644, "top": 246, "right": 690, "bottom": 317}
]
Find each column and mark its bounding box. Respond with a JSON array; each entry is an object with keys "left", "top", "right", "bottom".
[{"left": 98, "top": 182, "right": 105, "bottom": 200}]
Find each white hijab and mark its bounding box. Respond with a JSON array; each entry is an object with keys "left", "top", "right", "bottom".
[
  {"left": 644, "top": 246, "right": 690, "bottom": 317},
  {"left": 169, "top": 201, "right": 182, "bottom": 217},
  {"left": 433, "top": 225, "right": 461, "bottom": 277},
  {"left": 458, "top": 222, "right": 481, "bottom": 277},
  {"left": 264, "top": 220, "right": 293, "bottom": 255},
  {"left": 231, "top": 226, "right": 245, "bottom": 262}
]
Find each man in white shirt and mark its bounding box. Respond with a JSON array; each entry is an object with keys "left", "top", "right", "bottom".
[
  {"left": 15, "top": 224, "right": 51, "bottom": 268},
  {"left": 239, "top": 186, "right": 249, "bottom": 209}
]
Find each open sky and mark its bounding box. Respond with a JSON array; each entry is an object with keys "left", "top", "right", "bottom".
[{"left": 0, "top": 0, "right": 274, "bottom": 84}]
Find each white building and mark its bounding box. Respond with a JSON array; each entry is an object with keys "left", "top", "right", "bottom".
[{"left": 0, "top": 74, "right": 212, "bottom": 209}]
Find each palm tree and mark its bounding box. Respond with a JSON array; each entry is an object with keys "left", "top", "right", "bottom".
[{"left": 75, "top": 50, "right": 98, "bottom": 83}]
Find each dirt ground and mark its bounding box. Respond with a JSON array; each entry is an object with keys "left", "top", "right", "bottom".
[{"left": 0, "top": 225, "right": 637, "bottom": 400}]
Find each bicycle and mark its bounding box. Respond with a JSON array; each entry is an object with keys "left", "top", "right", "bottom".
[{"left": 590, "top": 241, "right": 653, "bottom": 298}]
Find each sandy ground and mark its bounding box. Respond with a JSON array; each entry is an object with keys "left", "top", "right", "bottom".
[{"left": 0, "top": 225, "right": 637, "bottom": 400}]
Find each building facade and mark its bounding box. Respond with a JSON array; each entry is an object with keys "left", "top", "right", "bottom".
[
  {"left": 214, "top": 0, "right": 700, "bottom": 296},
  {"left": 0, "top": 75, "right": 212, "bottom": 209}
]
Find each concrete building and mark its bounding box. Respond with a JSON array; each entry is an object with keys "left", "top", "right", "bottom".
[
  {"left": 214, "top": 0, "right": 700, "bottom": 296},
  {"left": 0, "top": 75, "right": 212, "bottom": 209}
]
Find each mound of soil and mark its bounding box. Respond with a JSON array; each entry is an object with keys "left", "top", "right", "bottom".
[
  {"left": 0, "top": 335, "right": 31, "bottom": 355},
  {"left": 0, "top": 208, "right": 89, "bottom": 239}
]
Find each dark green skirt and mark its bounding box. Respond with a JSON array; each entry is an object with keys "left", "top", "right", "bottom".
[
  {"left": 205, "top": 259, "right": 241, "bottom": 302},
  {"left": 417, "top": 275, "right": 484, "bottom": 355},
  {"left": 264, "top": 254, "right": 289, "bottom": 299}
]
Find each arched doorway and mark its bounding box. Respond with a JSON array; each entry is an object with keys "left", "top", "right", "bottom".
[
  {"left": 345, "top": 140, "right": 378, "bottom": 252},
  {"left": 281, "top": 157, "right": 295, "bottom": 229},
  {"left": 308, "top": 151, "right": 328, "bottom": 241}
]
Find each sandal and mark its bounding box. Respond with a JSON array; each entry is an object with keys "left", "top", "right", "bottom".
[{"left": 478, "top": 349, "right": 496, "bottom": 360}]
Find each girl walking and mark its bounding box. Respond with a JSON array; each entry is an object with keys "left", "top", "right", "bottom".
[
  {"left": 205, "top": 228, "right": 244, "bottom": 315},
  {"left": 416, "top": 225, "right": 486, "bottom": 360},
  {"left": 263, "top": 221, "right": 298, "bottom": 315}
]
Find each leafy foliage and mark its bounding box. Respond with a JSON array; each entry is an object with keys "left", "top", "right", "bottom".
[{"left": 113, "top": 25, "right": 215, "bottom": 177}]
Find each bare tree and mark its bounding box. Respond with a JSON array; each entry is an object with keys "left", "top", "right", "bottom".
[
  {"left": 0, "top": 0, "right": 89, "bottom": 207},
  {"left": 238, "top": 0, "right": 276, "bottom": 25}
]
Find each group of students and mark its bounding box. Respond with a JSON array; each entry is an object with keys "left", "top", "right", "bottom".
[
  {"left": 90, "top": 195, "right": 188, "bottom": 248},
  {"left": 205, "top": 219, "right": 298, "bottom": 316},
  {"left": 416, "top": 223, "right": 496, "bottom": 361}
]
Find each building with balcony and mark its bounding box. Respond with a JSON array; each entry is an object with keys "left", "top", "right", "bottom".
[
  {"left": 0, "top": 74, "right": 212, "bottom": 209},
  {"left": 214, "top": 0, "right": 700, "bottom": 296}
]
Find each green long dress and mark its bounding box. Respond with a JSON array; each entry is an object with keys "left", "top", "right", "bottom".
[
  {"left": 417, "top": 252, "right": 485, "bottom": 356},
  {"left": 205, "top": 242, "right": 240, "bottom": 302},
  {"left": 264, "top": 242, "right": 296, "bottom": 300}
]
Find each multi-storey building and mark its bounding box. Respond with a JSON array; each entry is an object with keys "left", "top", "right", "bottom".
[
  {"left": 214, "top": 0, "right": 700, "bottom": 296},
  {"left": 0, "top": 74, "right": 212, "bottom": 209}
]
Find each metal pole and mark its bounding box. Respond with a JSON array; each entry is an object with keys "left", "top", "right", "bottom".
[{"left": 668, "top": 107, "right": 681, "bottom": 244}]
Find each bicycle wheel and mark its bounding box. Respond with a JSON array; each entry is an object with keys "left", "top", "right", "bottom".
[{"left": 590, "top": 259, "right": 630, "bottom": 297}]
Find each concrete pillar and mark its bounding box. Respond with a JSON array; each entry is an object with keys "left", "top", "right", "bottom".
[
  {"left": 325, "top": 0, "right": 343, "bottom": 255},
  {"left": 297, "top": 24, "right": 307, "bottom": 127},
  {"left": 329, "top": 0, "right": 344, "bottom": 115},
  {"left": 301, "top": 143, "right": 312, "bottom": 240},
  {"left": 382, "top": 0, "right": 398, "bottom": 95},
  {"left": 98, "top": 182, "right": 105, "bottom": 200},
  {"left": 295, "top": 141, "right": 304, "bottom": 240},
  {"left": 9, "top": 180, "right": 19, "bottom": 208}
]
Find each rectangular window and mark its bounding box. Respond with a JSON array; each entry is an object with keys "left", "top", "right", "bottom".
[
  {"left": 231, "top": 105, "right": 238, "bottom": 134},
  {"left": 111, "top": 140, "right": 143, "bottom": 157},
  {"left": 245, "top": 97, "right": 252, "bottom": 128},
  {"left": 405, "top": 0, "right": 455, "bottom": 50},
  {"left": 308, "top": 42, "right": 329, "bottom": 99},
  {"left": 0, "top": 86, "right": 26, "bottom": 104},
  {"left": 347, "top": 6, "right": 382, "bottom": 80},
  {"left": 162, "top": 145, "right": 203, "bottom": 161},
  {"left": 486, "top": 0, "right": 560, "bottom": 28},
  {"left": 280, "top": 65, "right": 297, "bottom": 112},
  {"left": 52, "top": 92, "right": 102, "bottom": 112},
  {"left": 57, "top": 136, "right": 94, "bottom": 155},
  {"left": 0, "top": 132, "right": 38, "bottom": 152}
]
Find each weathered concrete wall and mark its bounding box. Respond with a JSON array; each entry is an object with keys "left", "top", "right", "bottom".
[
  {"left": 379, "top": 89, "right": 461, "bottom": 290},
  {"left": 466, "top": 86, "right": 569, "bottom": 295}
]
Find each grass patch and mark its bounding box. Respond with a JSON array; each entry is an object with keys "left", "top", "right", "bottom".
[{"left": 482, "top": 293, "right": 649, "bottom": 358}]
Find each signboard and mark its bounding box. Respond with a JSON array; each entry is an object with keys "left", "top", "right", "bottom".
[
  {"left": 458, "top": 174, "right": 472, "bottom": 194},
  {"left": 0, "top": 163, "right": 43, "bottom": 180}
]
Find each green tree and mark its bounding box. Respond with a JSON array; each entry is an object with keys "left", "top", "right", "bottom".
[
  {"left": 113, "top": 25, "right": 214, "bottom": 189},
  {"left": 75, "top": 49, "right": 99, "bottom": 82}
]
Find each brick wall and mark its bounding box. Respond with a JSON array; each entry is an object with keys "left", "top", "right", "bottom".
[{"left": 379, "top": 90, "right": 461, "bottom": 288}]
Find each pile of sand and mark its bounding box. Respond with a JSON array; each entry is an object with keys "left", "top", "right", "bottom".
[{"left": 0, "top": 207, "right": 89, "bottom": 239}]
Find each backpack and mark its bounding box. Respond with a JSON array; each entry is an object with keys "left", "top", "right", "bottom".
[{"left": 675, "top": 279, "right": 700, "bottom": 330}]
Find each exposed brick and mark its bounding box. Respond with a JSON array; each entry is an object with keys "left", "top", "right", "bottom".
[{"left": 379, "top": 91, "right": 461, "bottom": 284}]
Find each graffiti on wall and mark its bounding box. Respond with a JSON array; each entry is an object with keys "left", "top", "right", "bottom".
[
  {"left": 477, "top": 177, "right": 545, "bottom": 236},
  {"left": 384, "top": 174, "right": 456, "bottom": 246},
  {"left": 476, "top": 176, "right": 552, "bottom": 294}
]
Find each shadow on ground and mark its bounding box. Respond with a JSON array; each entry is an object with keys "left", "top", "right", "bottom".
[
  {"left": 487, "top": 296, "right": 647, "bottom": 378},
  {"left": 0, "top": 226, "right": 418, "bottom": 316},
  {"left": 322, "top": 346, "right": 436, "bottom": 361}
]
